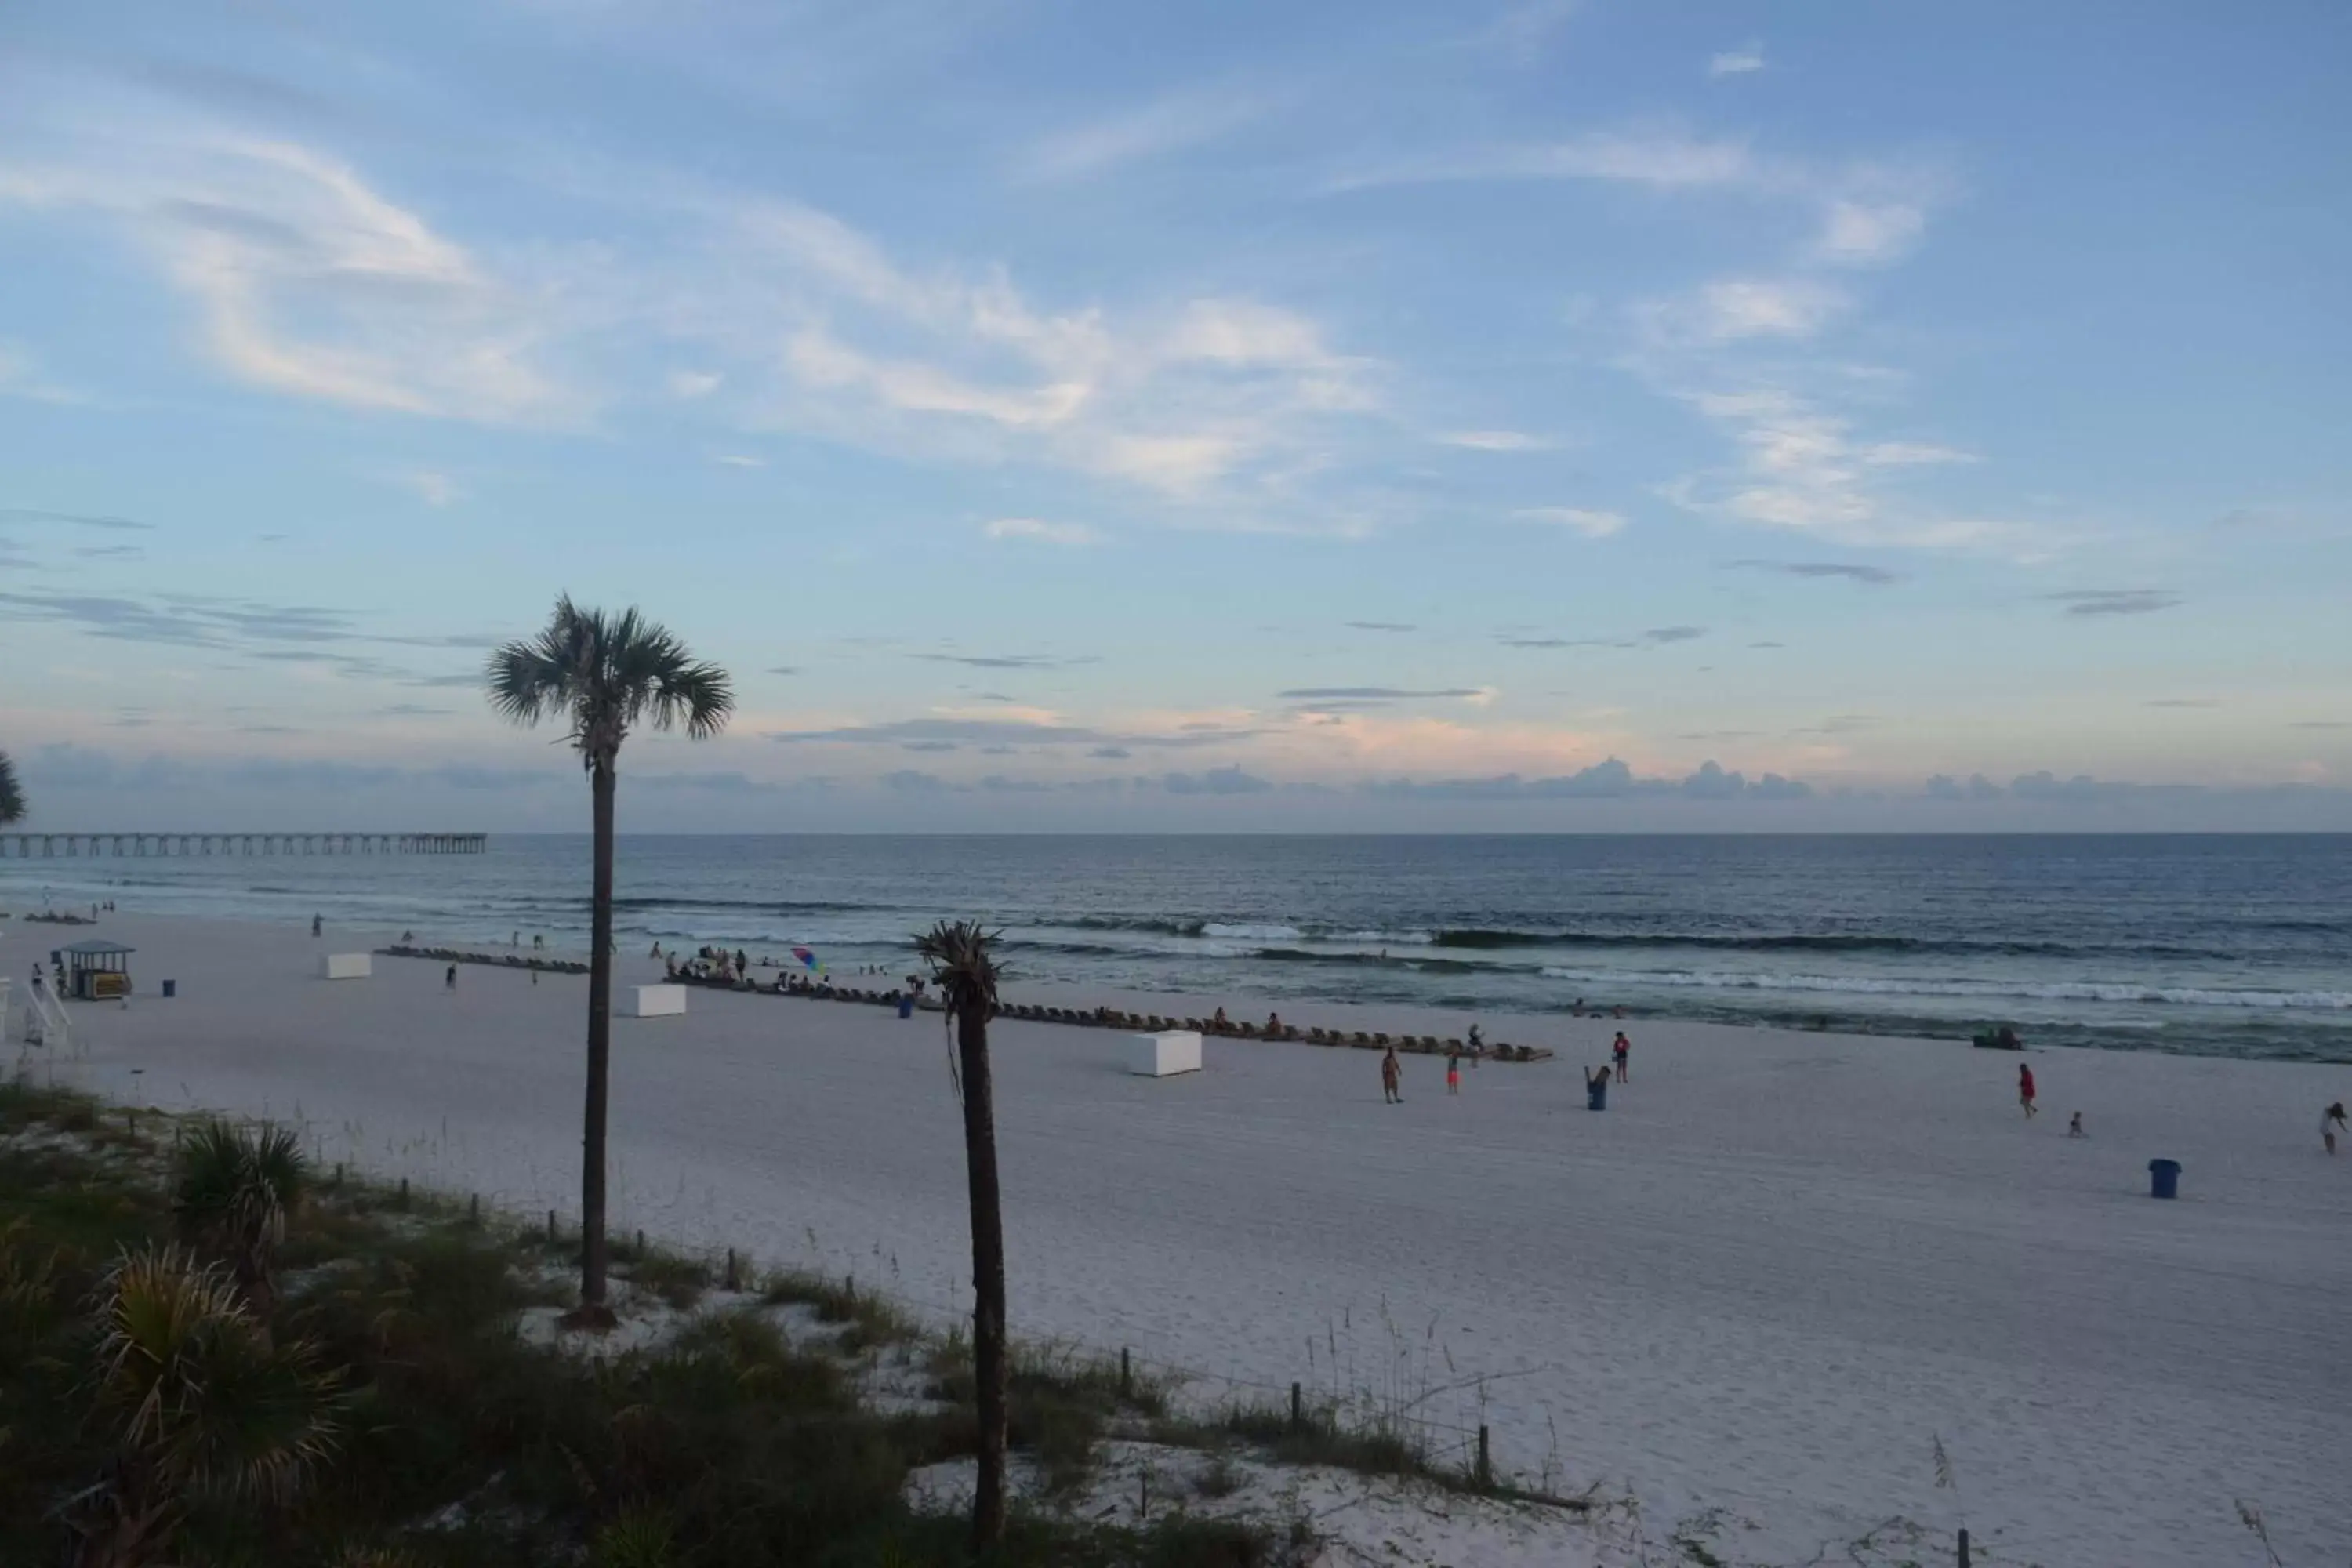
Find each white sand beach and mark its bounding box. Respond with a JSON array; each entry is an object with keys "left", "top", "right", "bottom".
[{"left": 13, "top": 912, "right": 2350, "bottom": 1566}]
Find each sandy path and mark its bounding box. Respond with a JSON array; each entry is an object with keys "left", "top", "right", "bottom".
[{"left": 18, "top": 913, "right": 2350, "bottom": 1566}]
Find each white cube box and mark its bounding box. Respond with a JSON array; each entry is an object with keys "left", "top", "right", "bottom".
[
  {"left": 320, "top": 953, "right": 372, "bottom": 980},
  {"left": 1127, "top": 1029, "right": 1202, "bottom": 1077},
  {"left": 626, "top": 984, "right": 688, "bottom": 1018}
]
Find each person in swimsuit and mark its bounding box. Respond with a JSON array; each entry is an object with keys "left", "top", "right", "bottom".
[
  {"left": 2325, "top": 1102, "right": 2347, "bottom": 1156},
  {"left": 1612, "top": 1032, "right": 1630, "bottom": 1083},
  {"left": 1381, "top": 1047, "right": 1402, "bottom": 1104},
  {"left": 2018, "top": 1062, "right": 2038, "bottom": 1119},
  {"left": 445, "top": 964, "right": 457, "bottom": 991},
  {"left": 2067, "top": 1112, "right": 2085, "bottom": 1138},
  {"left": 1446, "top": 1051, "right": 1461, "bottom": 1096}
]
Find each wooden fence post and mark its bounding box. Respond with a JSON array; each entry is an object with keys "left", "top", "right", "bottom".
[
  {"left": 725, "top": 1247, "right": 740, "bottom": 1290},
  {"left": 1290, "top": 1381, "right": 1303, "bottom": 1431},
  {"left": 1957, "top": 1528, "right": 1971, "bottom": 1568},
  {"left": 1477, "top": 1425, "right": 1492, "bottom": 1489}
]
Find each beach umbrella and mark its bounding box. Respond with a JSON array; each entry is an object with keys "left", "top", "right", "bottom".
[{"left": 791, "top": 945, "right": 822, "bottom": 973}]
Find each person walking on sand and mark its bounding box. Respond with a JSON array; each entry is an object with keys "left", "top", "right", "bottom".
[
  {"left": 1381, "top": 1046, "right": 1403, "bottom": 1104},
  {"left": 2067, "top": 1112, "right": 2085, "bottom": 1138},
  {"left": 2325, "top": 1101, "right": 2347, "bottom": 1155},
  {"left": 1446, "top": 1049, "right": 1461, "bottom": 1096},
  {"left": 1612, "top": 1031, "right": 1630, "bottom": 1083},
  {"left": 311, "top": 913, "right": 322, "bottom": 938},
  {"left": 445, "top": 963, "right": 457, "bottom": 991},
  {"left": 2018, "top": 1062, "right": 2038, "bottom": 1119}
]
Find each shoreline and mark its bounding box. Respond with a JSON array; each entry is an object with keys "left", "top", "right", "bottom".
[{"left": 12, "top": 909, "right": 2352, "bottom": 1566}]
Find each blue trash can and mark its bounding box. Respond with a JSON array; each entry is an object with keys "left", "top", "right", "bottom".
[
  {"left": 2149, "top": 1158, "right": 2181, "bottom": 1200},
  {"left": 1587, "top": 1078, "right": 1608, "bottom": 1112},
  {"left": 897, "top": 993, "right": 914, "bottom": 1020},
  {"left": 162, "top": 979, "right": 176, "bottom": 999}
]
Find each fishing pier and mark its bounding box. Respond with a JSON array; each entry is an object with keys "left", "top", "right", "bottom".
[{"left": 1, "top": 833, "right": 487, "bottom": 858}]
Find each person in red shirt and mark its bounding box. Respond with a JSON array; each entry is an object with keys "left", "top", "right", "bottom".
[
  {"left": 2018, "top": 1062, "right": 2038, "bottom": 1119},
  {"left": 1612, "top": 1031, "right": 1631, "bottom": 1083}
]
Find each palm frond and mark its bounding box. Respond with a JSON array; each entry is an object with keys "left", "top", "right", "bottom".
[
  {"left": 913, "top": 920, "right": 1004, "bottom": 1014},
  {"left": 174, "top": 1121, "right": 304, "bottom": 1307},
  {"left": 92, "top": 1246, "right": 341, "bottom": 1505},
  {"left": 0, "top": 748, "right": 25, "bottom": 826},
  {"left": 483, "top": 597, "right": 734, "bottom": 762}
]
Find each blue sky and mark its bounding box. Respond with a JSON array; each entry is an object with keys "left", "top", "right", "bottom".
[{"left": 2, "top": 0, "right": 2348, "bottom": 831}]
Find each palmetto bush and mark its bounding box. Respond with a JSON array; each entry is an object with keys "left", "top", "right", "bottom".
[
  {"left": 73, "top": 1244, "right": 340, "bottom": 1568},
  {"left": 173, "top": 1120, "right": 305, "bottom": 1325}
]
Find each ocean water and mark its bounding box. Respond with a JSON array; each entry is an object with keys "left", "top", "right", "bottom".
[{"left": 7, "top": 834, "right": 2349, "bottom": 1062}]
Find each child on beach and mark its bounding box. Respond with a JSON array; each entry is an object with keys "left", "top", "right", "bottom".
[
  {"left": 2325, "top": 1102, "right": 2347, "bottom": 1155},
  {"left": 445, "top": 964, "right": 457, "bottom": 991},
  {"left": 312, "top": 913, "right": 322, "bottom": 937},
  {"left": 1446, "top": 1051, "right": 1461, "bottom": 1096},
  {"left": 1381, "top": 1047, "right": 1402, "bottom": 1104},
  {"left": 2018, "top": 1062, "right": 2038, "bottom": 1118},
  {"left": 2067, "top": 1112, "right": 2085, "bottom": 1138},
  {"left": 1613, "top": 1031, "right": 1630, "bottom": 1083}
]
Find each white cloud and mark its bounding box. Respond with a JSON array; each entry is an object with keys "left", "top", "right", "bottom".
[
  {"left": 1700, "top": 278, "right": 1845, "bottom": 341},
  {"left": 1515, "top": 506, "right": 1625, "bottom": 537},
  {"left": 713, "top": 453, "right": 766, "bottom": 467},
  {"left": 1817, "top": 199, "right": 1926, "bottom": 265},
  {"left": 1668, "top": 389, "right": 2036, "bottom": 553},
  {"left": 983, "top": 517, "right": 1101, "bottom": 546},
  {"left": 668, "top": 369, "right": 722, "bottom": 398},
  {"left": 393, "top": 470, "right": 459, "bottom": 506},
  {"left": 0, "top": 343, "right": 86, "bottom": 404},
  {"left": 1708, "top": 43, "right": 1766, "bottom": 78},
  {"left": 1018, "top": 85, "right": 1269, "bottom": 182},
  {"left": 1467, "top": 1, "right": 1582, "bottom": 64},
  {"left": 1, "top": 126, "right": 573, "bottom": 423},
  {"left": 1333, "top": 128, "right": 1754, "bottom": 192},
  {"left": 1861, "top": 441, "right": 1975, "bottom": 466},
  {"left": 1439, "top": 430, "right": 1553, "bottom": 452}
]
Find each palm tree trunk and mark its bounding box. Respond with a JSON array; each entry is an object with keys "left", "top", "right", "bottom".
[
  {"left": 956, "top": 1004, "right": 1008, "bottom": 1552},
  {"left": 581, "top": 755, "right": 617, "bottom": 1310}
]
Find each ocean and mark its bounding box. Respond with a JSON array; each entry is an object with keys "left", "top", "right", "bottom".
[{"left": 6, "top": 834, "right": 2348, "bottom": 1062}]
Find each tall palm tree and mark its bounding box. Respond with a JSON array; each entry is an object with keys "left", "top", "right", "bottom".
[
  {"left": 485, "top": 597, "right": 732, "bottom": 1319},
  {"left": 173, "top": 1121, "right": 306, "bottom": 1332},
  {"left": 913, "top": 919, "right": 1008, "bottom": 1552},
  {"left": 75, "top": 1246, "right": 340, "bottom": 1568},
  {"left": 0, "top": 749, "right": 24, "bottom": 825}
]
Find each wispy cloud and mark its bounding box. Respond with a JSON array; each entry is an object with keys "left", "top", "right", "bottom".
[
  {"left": 1666, "top": 390, "right": 2035, "bottom": 552},
  {"left": 1513, "top": 506, "right": 1625, "bottom": 537},
  {"left": 1018, "top": 85, "right": 1270, "bottom": 181},
  {"left": 983, "top": 517, "right": 1100, "bottom": 546},
  {"left": 772, "top": 715, "right": 1256, "bottom": 750},
  {"left": 1278, "top": 686, "right": 1486, "bottom": 702},
  {"left": 1464, "top": 1, "right": 1583, "bottom": 64},
  {"left": 1439, "top": 430, "right": 1554, "bottom": 452},
  {"left": 1499, "top": 625, "right": 1705, "bottom": 649},
  {"left": 2, "top": 125, "right": 574, "bottom": 423},
  {"left": 2046, "top": 589, "right": 2180, "bottom": 618},
  {"left": 0, "top": 343, "right": 88, "bottom": 404},
  {"left": 1817, "top": 200, "right": 1926, "bottom": 265},
  {"left": 713, "top": 453, "right": 765, "bottom": 468},
  {"left": 1345, "top": 621, "right": 1417, "bottom": 633},
  {"left": 1653, "top": 278, "right": 1847, "bottom": 344},
  {"left": 1727, "top": 558, "right": 1901, "bottom": 586},
  {"left": 393, "top": 470, "right": 459, "bottom": 506},
  {"left": 1332, "top": 127, "right": 1754, "bottom": 193},
  {"left": 911, "top": 652, "right": 1095, "bottom": 670},
  {"left": 1708, "top": 42, "right": 1766, "bottom": 78}
]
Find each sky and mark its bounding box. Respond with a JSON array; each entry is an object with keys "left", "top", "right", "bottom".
[{"left": 2, "top": 0, "right": 2348, "bottom": 832}]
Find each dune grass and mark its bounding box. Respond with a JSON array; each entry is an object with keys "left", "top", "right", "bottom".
[{"left": 0, "top": 1078, "right": 1298, "bottom": 1567}]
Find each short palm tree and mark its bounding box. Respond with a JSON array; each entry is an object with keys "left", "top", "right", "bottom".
[
  {"left": 486, "top": 597, "right": 733, "bottom": 1317},
  {"left": 913, "top": 919, "right": 1009, "bottom": 1553},
  {"left": 74, "top": 1245, "right": 339, "bottom": 1568},
  {"left": 0, "top": 749, "right": 24, "bottom": 825},
  {"left": 173, "top": 1121, "right": 305, "bottom": 1330}
]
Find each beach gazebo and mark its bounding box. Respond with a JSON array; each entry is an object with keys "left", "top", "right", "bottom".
[{"left": 64, "top": 940, "right": 134, "bottom": 1001}]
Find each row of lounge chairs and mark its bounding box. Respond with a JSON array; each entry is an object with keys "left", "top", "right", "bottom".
[
  {"left": 381, "top": 943, "right": 590, "bottom": 976},
  {"left": 749, "top": 984, "right": 1552, "bottom": 1062}
]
